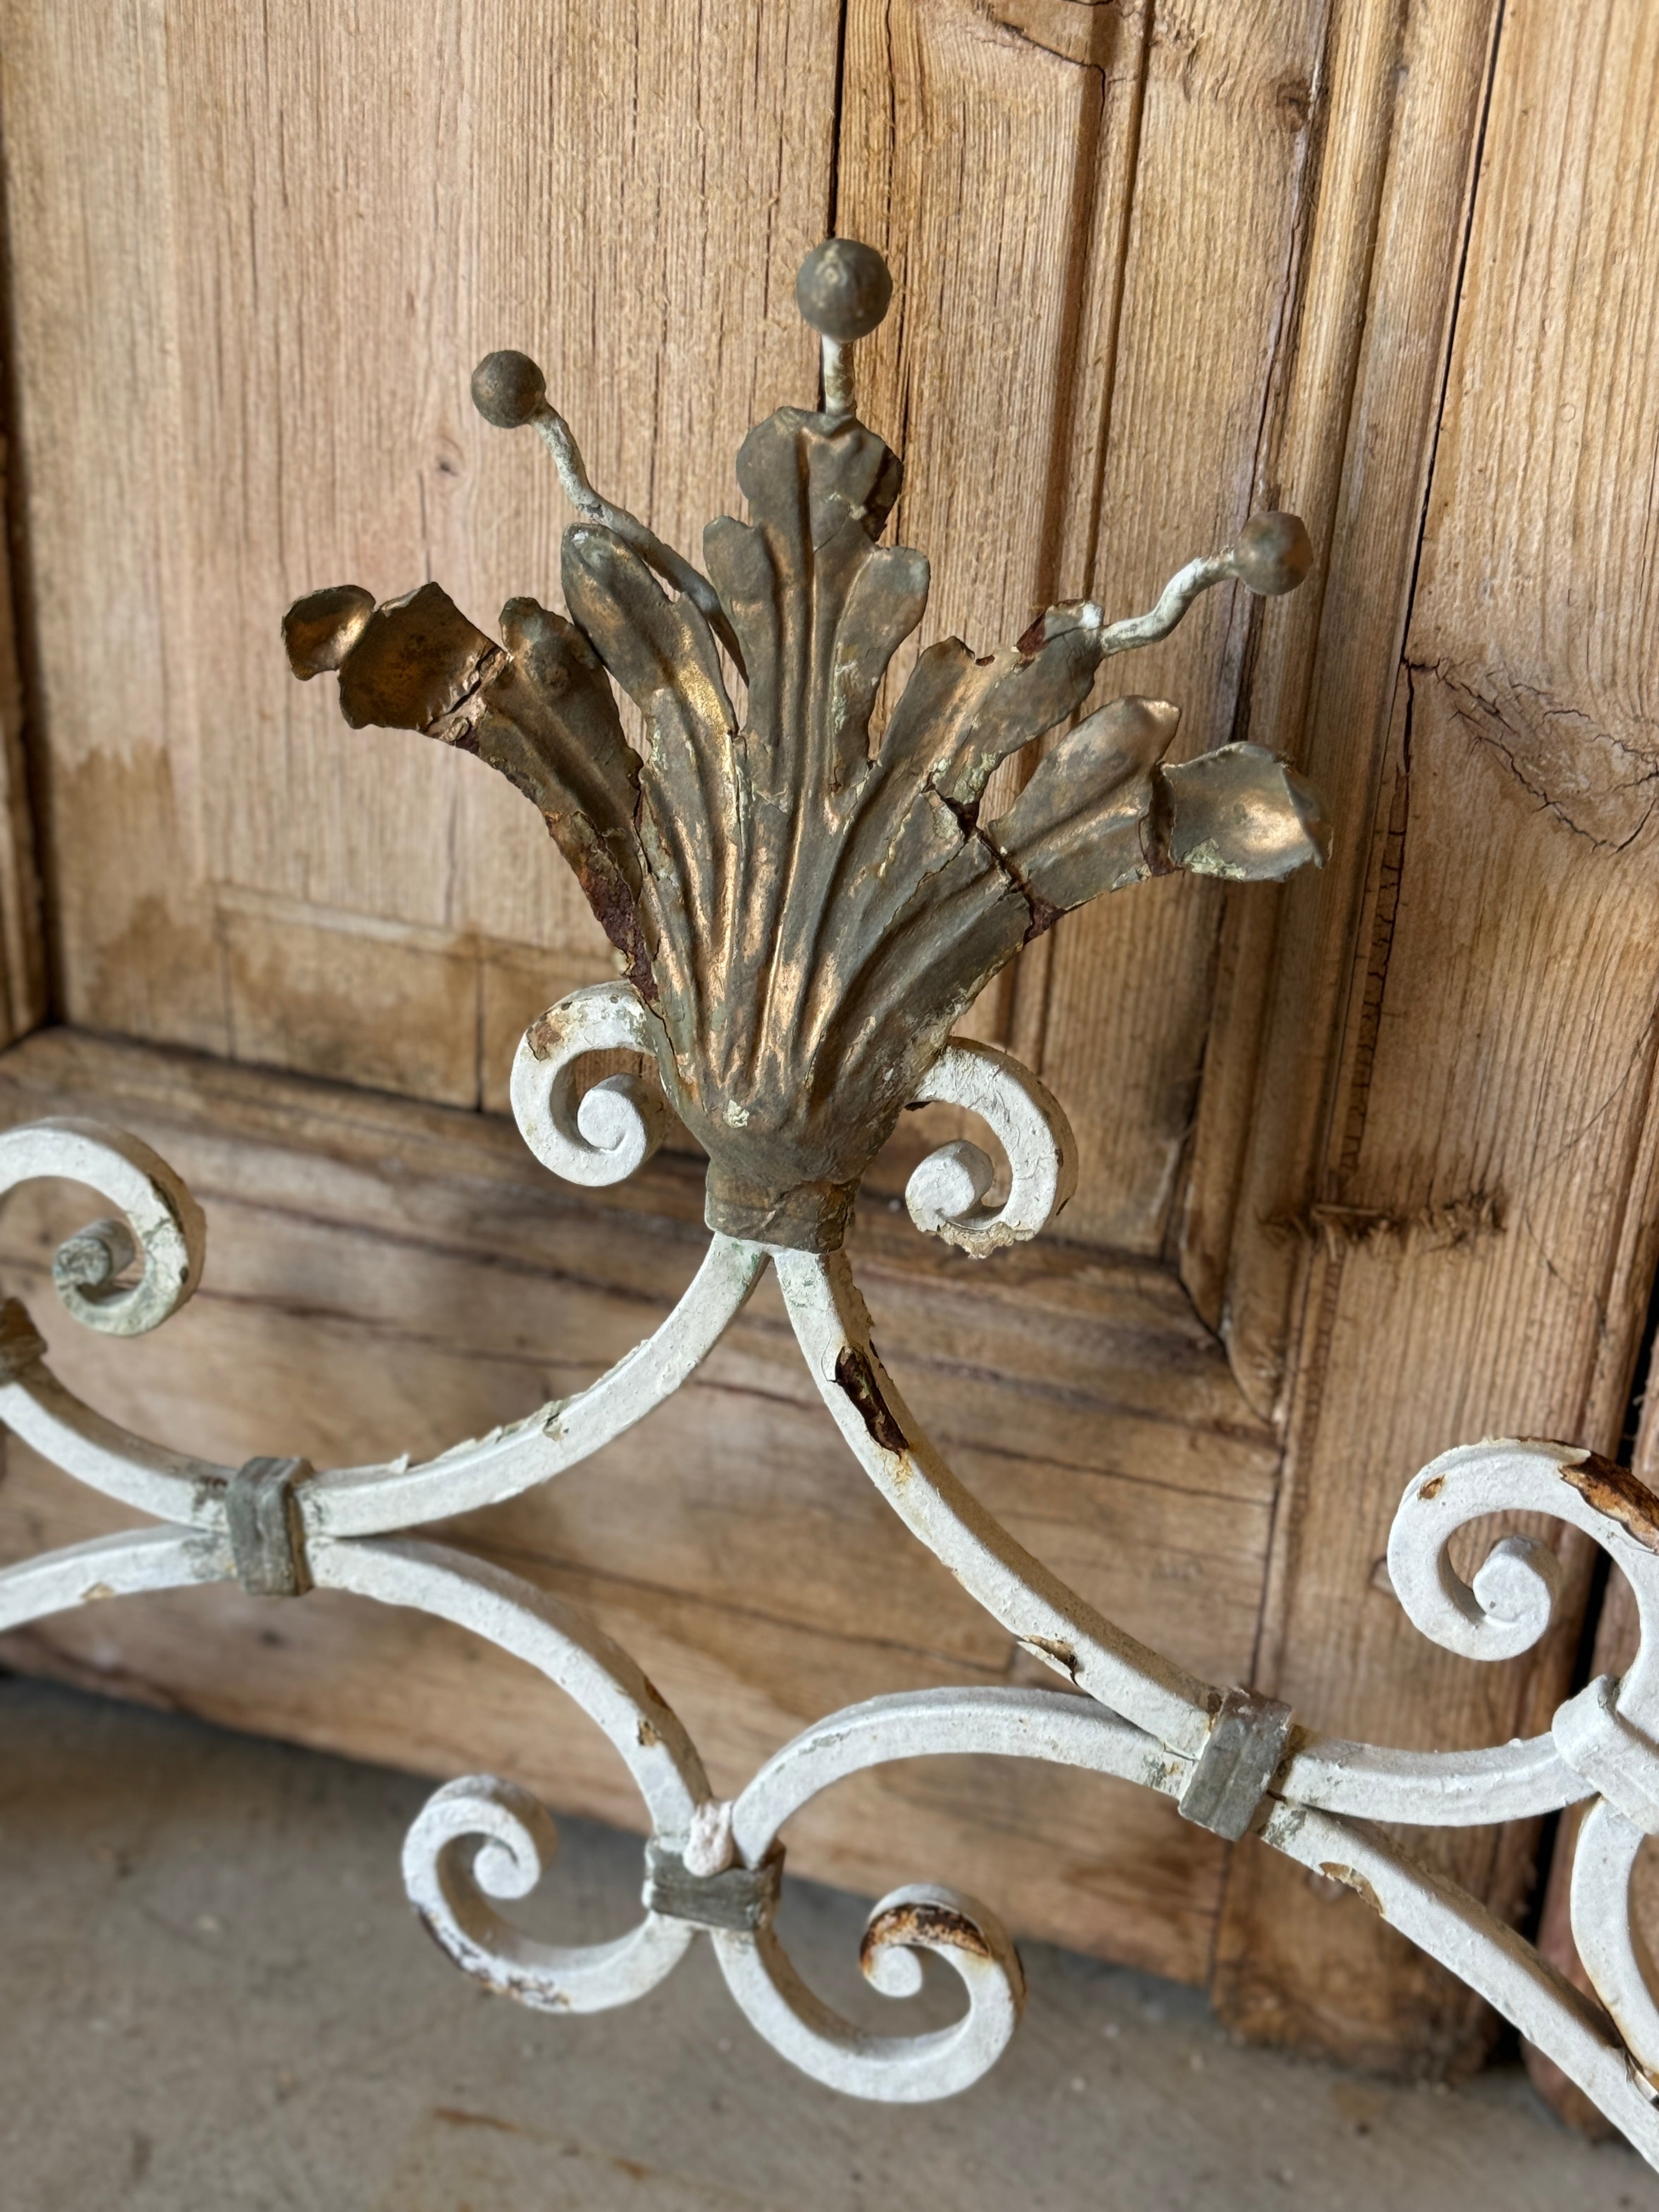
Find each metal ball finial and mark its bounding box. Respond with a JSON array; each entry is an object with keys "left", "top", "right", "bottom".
[
  {"left": 1231, "top": 512, "right": 1314, "bottom": 597},
  {"left": 795, "top": 240, "right": 892, "bottom": 344},
  {"left": 472, "top": 350, "right": 549, "bottom": 429}
]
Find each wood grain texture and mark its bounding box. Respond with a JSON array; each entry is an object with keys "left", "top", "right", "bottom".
[
  {"left": 1, "top": 0, "right": 1653, "bottom": 2076},
  {"left": 0, "top": 1027, "right": 1277, "bottom": 1981},
  {"left": 0, "top": 0, "right": 1463, "bottom": 1263},
  {"left": 1211, "top": 0, "right": 1659, "bottom": 2072},
  {"left": 833, "top": 0, "right": 1403, "bottom": 1253},
  {"left": 0, "top": 0, "right": 843, "bottom": 1097},
  {"left": 1025, "top": 0, "right": 1332, "bottom": 1252},
  {"left": 1178, "top": 0, "right": 1501, "bottom": 1380}
]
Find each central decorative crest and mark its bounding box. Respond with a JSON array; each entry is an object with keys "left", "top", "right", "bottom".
[{"left": 285, "top": 241, "right": 1328, "bottom": 1248}]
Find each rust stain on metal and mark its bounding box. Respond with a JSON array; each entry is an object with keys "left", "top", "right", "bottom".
[
  {"left": 1319, "top": 1862, "right": 1385, "bottom": 1916},
  {"left": 526, "top": 1009, "right": 569, "bottom": 1062},
  {"left": 1562, "top": 1452, "right": 1659, "bottom": 1554},
  {"left": 861, "top": 1898, "right": 993, "bottom": 1968},
  {"left": 414, "top": 1911, "right": 573, "bottom": 2008},
  {"left": 414, "top": 1905, "right": 464, "bottom": 1963},
  {"left": 833, "top": 1345, "right": 909, "bottom": 1454},
  {"left": 1021, "top": 1634, "right": 1082, "bottom": 1685}
]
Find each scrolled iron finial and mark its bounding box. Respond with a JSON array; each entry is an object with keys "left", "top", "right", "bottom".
[{"left": 284, "top": 245, "right": 1329, "bottom": 1254}]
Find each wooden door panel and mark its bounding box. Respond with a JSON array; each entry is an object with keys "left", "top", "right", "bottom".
[
  {"left": 1185, "top": 0, "right": 1505, "bottom": 1410},
  {"left": 0, "top": 0, "right": 843, "bottom": 1098},
  {"left": 2, "top": 0, "right": 1655, "bottom": 2086}
]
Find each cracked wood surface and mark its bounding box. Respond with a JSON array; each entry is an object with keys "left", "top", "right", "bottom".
[
  {"left": 0, "top": 1027, "right": 1277, "bottom": 1982},
  {"left": 1211, "top": 0, "right": 1659, "bottom": 2075}
]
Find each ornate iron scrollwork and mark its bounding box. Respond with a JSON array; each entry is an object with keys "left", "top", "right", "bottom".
[{"left": 3, "top": 241, "right": 1656, "bottom": 2156}]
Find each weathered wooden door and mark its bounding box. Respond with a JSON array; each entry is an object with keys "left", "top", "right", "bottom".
[{"left": 1, "top": 0, "right": 1654, "bottom": 2079}]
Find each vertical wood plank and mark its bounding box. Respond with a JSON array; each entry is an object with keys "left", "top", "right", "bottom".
[
  {"left": 0, "top": 1, "right": 221, "bottom": 1050},
  {"left": 0, "top": 0, "right": 844, "bottom": 1092},
  {"left": 1178, "top": 0, "right": 1501, "bottom": 1374},
  {"left": 834, "top": 0, "right": 1149, "bottom": 1046},
  {"left": 1212, "top": 0, "right": 1659, "bottom": 2069},
  {"left": 1026, "top": 0, "right": 1333, "bottom": 1251},
  {"left": 0, "top": 328, "right": 46, "bottom": 1045}
]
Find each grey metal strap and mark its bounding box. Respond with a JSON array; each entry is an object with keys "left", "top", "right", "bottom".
[
  {"left": 225, "top": 1456, "right": 314, "bottom": 1597},
  {"left": 1177, "top": 1685, "right": 1295, "bottom": 1841},
  {"left": 641, "top": 1841, "right": 782, "bottom": 1933}
]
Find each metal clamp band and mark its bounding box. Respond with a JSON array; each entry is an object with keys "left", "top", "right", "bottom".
[
  {"left": 1178, "top": 1685, "right": 1295, "bottom": 1840},
  {"left": 642, "top": 1840, "right": 783, "bottom": 1933},
  {"left": 225, "top": 1456, "right": 314, "bottom": 1598}
]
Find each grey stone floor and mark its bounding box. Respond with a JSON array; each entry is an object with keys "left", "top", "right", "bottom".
[{"left": 1, "top": 1676, "right": 1655, "bottom": 2212}]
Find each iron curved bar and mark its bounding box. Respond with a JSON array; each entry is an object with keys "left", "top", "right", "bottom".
[
  {"left": 0, "top": 1358, "right": 233, "bottom": 1526},
  {"left": 723, "top": 1679, "right": 1646, "bottom": 2126},
  {"left": 1261, "top": 1797, "right": 1659, "bottom": 2159},
  {"left": 7, "top": 1109, "right": 1659, "bottom": 2143},
  {"left": 774, "top": 1246, "right": 1227, "bottom": 1762},
  {"left": 303, "top": 1234, "right": 768, "bottom": 1537},
  {"left": 310, "top": 1535, "right": 709, "bottom": 1832},
  {"left": 732, "top": 1684, "right": 1183, "bottom": 1866},
  {"left": 1570, "top": 1799, "right": 1659, "bottom": 2080},
  {"left": 0, "top": 1523, "right": 231, "bottom": 1630},
  {"left": 1274, "top": 1731, "right": 1589, "bottom": 1827},
  {"left": 313, "top": 1534, "right": 708, "bottom": 2012},
  {"left": 774, "top": 1249, "right": 1628, "bottom": 1832},
  {"left": 0, "top": 1231, "right": 766, "bottom": 1543}
]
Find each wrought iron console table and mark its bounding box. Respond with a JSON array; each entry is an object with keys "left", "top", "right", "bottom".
[{"left": 3, "top": 241, "right": 1657, "bottom": 2159}]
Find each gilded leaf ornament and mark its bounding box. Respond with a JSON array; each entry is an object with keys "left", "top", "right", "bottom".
[{"left": 284, "top": 240, "right": 1329, "bottom": 1249}]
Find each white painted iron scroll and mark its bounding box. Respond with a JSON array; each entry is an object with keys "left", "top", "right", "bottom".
[{"left": 3, "top": 1039, "right": 1658, "bottom": 2148}]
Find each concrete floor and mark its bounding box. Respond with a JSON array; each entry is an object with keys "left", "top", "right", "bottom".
[{"left": 1, "top": 1677, "right": 1655, "bottom": 2212}]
